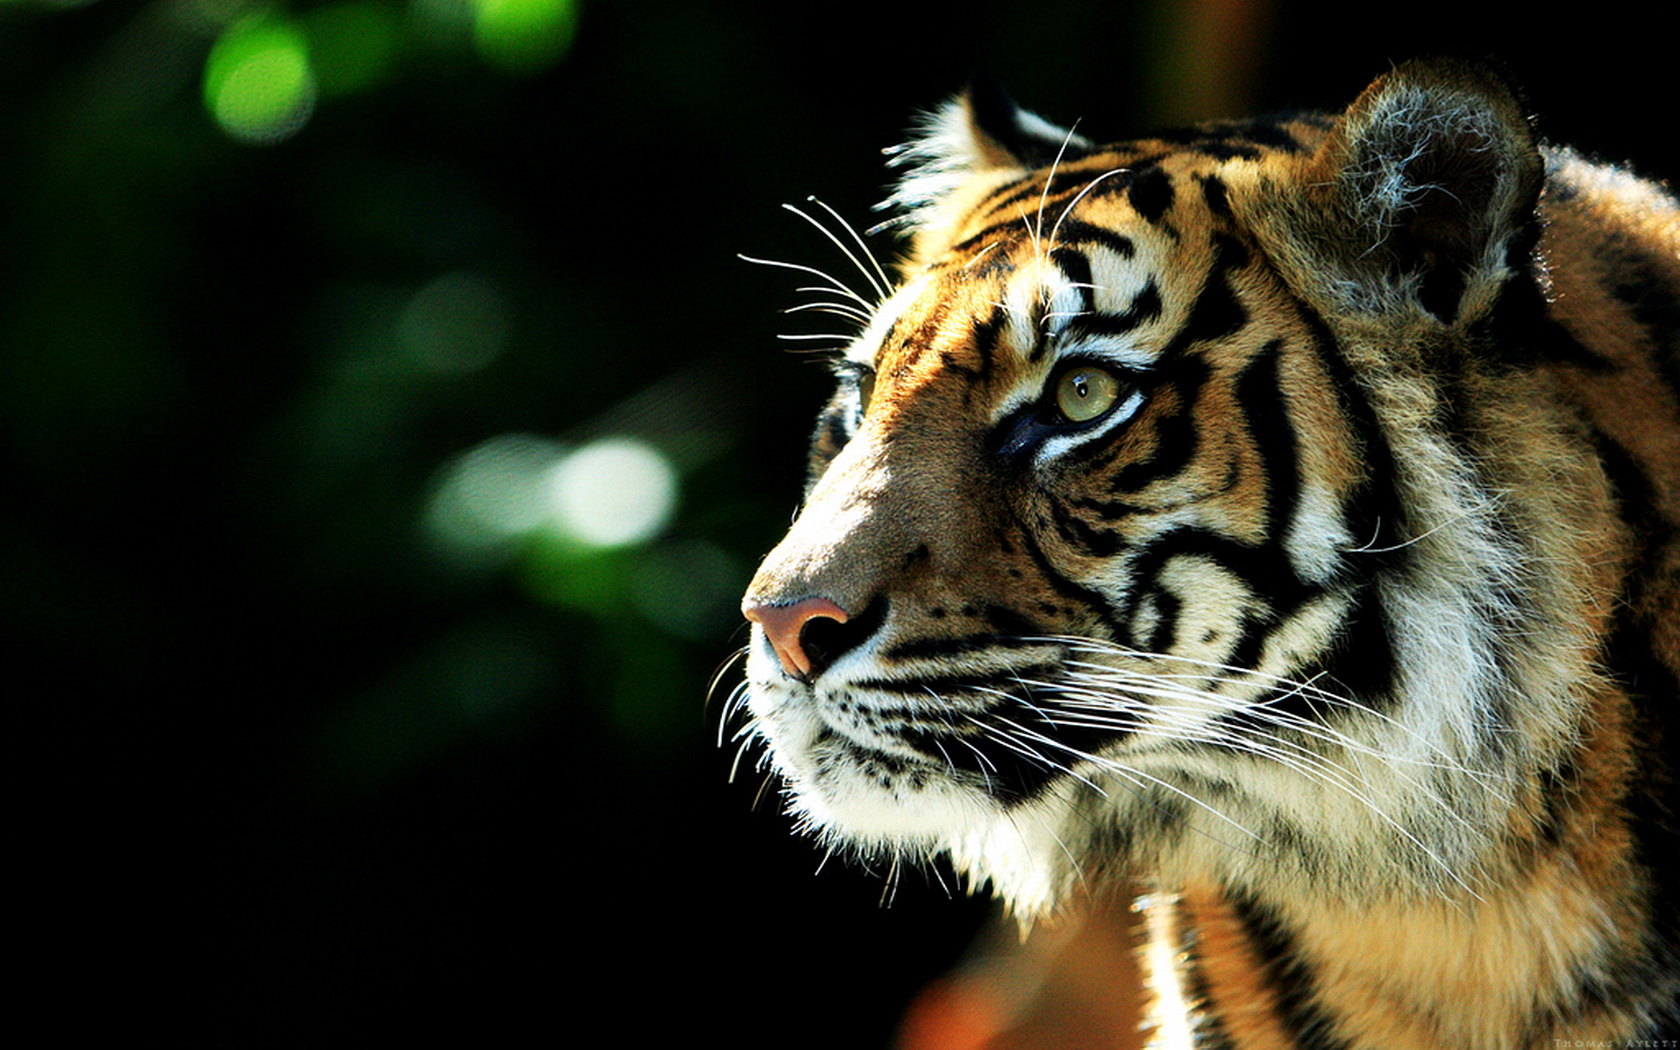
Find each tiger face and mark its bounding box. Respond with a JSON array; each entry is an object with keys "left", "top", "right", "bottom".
[{"left": 735, "top": 62, "right": 1612, "bottom": 915}]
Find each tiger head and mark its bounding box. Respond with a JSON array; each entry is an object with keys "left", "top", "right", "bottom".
[{"left": 735, "top": 61, "right": 1604, "bottom": 913}]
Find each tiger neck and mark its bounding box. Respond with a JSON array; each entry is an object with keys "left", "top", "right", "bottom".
[{"left": 1158, "top": 689, "right": 1660, "bottom": 1050}]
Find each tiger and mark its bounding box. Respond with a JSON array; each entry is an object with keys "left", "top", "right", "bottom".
[{"left": 730, "top": 59, "right": 1680, "bottom": 1048}]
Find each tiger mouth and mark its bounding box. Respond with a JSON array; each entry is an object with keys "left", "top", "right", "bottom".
[
  {"left": 810, "top": 728, "right": 950, "bottom": 792},
  {"left": 805, "top": 668, "right": 1138, "bottom": 805}
]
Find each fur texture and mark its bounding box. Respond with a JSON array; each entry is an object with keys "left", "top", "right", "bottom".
[{"left": 734, "top": 60, "right": 1679, "bottom": 1047}]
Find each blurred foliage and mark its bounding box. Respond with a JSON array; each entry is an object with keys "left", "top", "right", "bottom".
[{"left": 7, "top": 0, "right": 1676, "bottom": 1044}]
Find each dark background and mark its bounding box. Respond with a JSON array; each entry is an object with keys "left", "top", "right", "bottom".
[{"left": 7, "top": 1, "right": 1672, "bottom": 1044}]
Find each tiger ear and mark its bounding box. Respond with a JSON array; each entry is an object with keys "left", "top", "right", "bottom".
[
  {"left": 960, "top": 74, "right": 1091, "bottom": 171},
  {"left": 882, "top": 76, "right": 1090, "bottom": 242},
  {"left": 1287, "top": 59, "right": 1543, "bottom": 324}
]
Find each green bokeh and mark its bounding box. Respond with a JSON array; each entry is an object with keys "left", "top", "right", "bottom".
[
  {"left": 472, "top": 0, "right": 578, "bottom": 75},
  {"left": 203, "top": 14, "right": 317, "bottom": 144}
]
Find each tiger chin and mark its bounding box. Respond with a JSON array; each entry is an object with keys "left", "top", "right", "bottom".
[{"left": 732, "top": 59, "right": 1679, "bottom": 1048}]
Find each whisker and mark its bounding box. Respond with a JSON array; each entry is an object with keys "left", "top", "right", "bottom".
[
  {"left": 705, "top": 647, "right": 749, "bottom": 713},
  {"left": 954, "top": 738, "right": 998, "bottom": 795},
  {"left": 782, "top": 301, "right": 874, "bottom": 323},
  {"left": 716, "top": 680, "right": 753, "bottom": 747},
  {"left": 781, "top": 201, "right": 891, "bottom": 305},
  {"left": 1012, "top": 663, "right": 1489, "bottom": 889},
  {"left": 879, "top": 851, "right": 903, "bottom": 907},
  {"left": 1048, "top": 638, "right": 1509, "bottom": 789},
  {"left": 728, "top": 725, "right": 760, "bottom": 784},
  {"left": 777, "top": 332, "right": 860, "bottom": 345},
  {"left": 752, "top": 770, "right": 777, "bottom": 810},
  {"left": 805, "top": 196, "right": 895, "bottom": 299},
  {"left": 813, "top": 842, "right": 841, "bottom": 877},
  {"left": 992, "top": 712, "right": 1271, "bottom": 855},
  {"left": 963, "top": 240, "right": 1003, "bottom": 271},
  {"left": 1340, "top": 494, "right": 1506, "bottom": 554},
  {"left": 1015, "top": 202, "right": 1042, "bottom": 272},
  {"left": 1053, "top": 664, "right": 1505, "bottom": 795},
  {"left": 1047, "top": 166, "right": 1131, "bottom": 253},
  {"left": 738, "top": 253, "right": 874, "bottom": 309},
  {"left": 1034, "top": 119, "right": 1085, "bottom": 262}
]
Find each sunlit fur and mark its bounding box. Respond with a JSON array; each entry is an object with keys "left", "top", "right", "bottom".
[{"left": 733, "top": 60, "right": 1679, "bottom": 1046}]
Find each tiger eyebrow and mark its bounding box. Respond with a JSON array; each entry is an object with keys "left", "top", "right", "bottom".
[
  {"left": 1042, "top": 282, "right": 1105, "bottom": 325},
  {"left": 1060, "top": 282, "right": 1164, "bottom": 342},
  {"left": 1057, "top": 338, "right": 1159, "bottom": 373}
]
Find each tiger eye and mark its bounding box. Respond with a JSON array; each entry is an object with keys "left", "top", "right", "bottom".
[{"left": 1055, "top": 366, "right": 1122, "bottom": 423}]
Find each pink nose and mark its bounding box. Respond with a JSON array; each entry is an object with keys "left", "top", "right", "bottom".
[{"left": 742, "top": 597, "right": 850, "bottom": 679}]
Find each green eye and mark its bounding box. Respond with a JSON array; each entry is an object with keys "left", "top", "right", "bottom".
[{"left": 1054, "top": 366, "right": 1122, "bottom": 423}]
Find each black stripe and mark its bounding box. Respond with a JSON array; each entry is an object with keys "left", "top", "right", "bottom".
[
  {"left": 1062, "top": 282, "right": 1163, "bottom": 343},
  {"left": 852, "top": 663, "right": 1064, "bottom": 697},
  {"left": 1198, "top": 173, "right": 1233, "bottom": 220},
  {"left": 1101, "top": 355, "right": 1209, "bottom": 492},
  {"left": 946, "top": 195, "right": 1136, "bottom": 258},
  {"left": 1235, "top": 340, "right": 1298, "bottom": 540},
  {"left": 1050, "top": 219, "right": 1136, "bottom": 259},
  {"left": 1127, "top": 166, "right": 1175, "bottom": 224},
  {"left": 1016, "top": 525, "right": 1128, "bottom": 640},
  {"left": 1593, "top": 430, "right": 1680, "bottom": 1013},
  {"left": 979, "top": 156, "right": 1167, "bottom": 220},
  {"left": 1228, "top": 893, "right": 1356, "bottom": 1050},
  {"left": 969, "top": 303, "right": 1006, "bottom": 381},
  {"left": 1286, "top": 308, "right": 1407, "bottom": 705},
  {"left": 1297, "top": 309, "right": 1408, "bottom": 567},
  {"left": 1158, "top": 232, "right": 1249, "bottom": 356},
  {"left": 1047, "top": 492, "right": 1124, "bottom": 558},
  {"left": 946, "top": 163, "right": 1164, "bottom": 259},
  {"left": 1149, "top": 117, "right": 1317, "bottom": 157},
  {"left": 883, "top": 297, "right": 951, "bottom": 365},
  {"left": 1613, "top": 256, "right": 1680, "bottom": 403},
  {"left": 1049, "top": 248, "right": 1095, "bottom": 317},
  {"left": 1118, "top": 529, "right": 1306, "bottom": 628},
  {"left": 947, "top": 219, "right": 1023, "bottom": 258},
  {"left": 1135, "top": 585, "right": 1180, "bottom": 654},
  {"left": 1174, "top": 898, "right": 1239, "bottom": 1050},
  {"left": 882, "top": 633, "right": 1051, "bottom": 662},
  {"left": 1315, "top": 583, "right": 1398, "bottom": 710}
]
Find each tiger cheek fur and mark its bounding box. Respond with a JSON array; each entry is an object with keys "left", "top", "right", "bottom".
[{"left": 733, "top": 58, "right": 1679, "bottom": 1047}]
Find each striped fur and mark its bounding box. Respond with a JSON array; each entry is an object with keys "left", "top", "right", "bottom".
[{"left": 734, "top": 60, "right": 1679, "bottom": 1047}]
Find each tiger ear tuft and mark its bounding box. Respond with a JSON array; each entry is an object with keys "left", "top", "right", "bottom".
[
  {"left": 881, "top": 76, "right": 1090, "bottom": 235},
  {"left": 1300, "top": 58, "right": 1543, "bottom": 323}
]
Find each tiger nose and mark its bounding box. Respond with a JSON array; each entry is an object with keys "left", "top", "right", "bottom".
[{"left": 742, "top": 596, "right": 851, "bottom": 681}]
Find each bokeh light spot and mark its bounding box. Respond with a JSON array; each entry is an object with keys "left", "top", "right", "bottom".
[
  {"left": 425, "top": 433, "right": 564, "bottom": 561},
  {"left": 203, "top": 15, "right": 317, "bottom": 144},
  {"left": 472, "top": 0, "right": 579, "bottom": 76},
  {"left": 399, "top": 271, "right": 511, "bottom": 375},
  {"left": 544, "top": 437, "right": 675, "bottom": 548}
]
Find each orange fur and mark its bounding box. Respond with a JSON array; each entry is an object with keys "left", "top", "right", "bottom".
[{"left": 738, "top": 60, "right": 1679, "bottom": 1047}]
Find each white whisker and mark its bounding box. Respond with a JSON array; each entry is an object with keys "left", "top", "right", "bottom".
[
  {"left": 781, "top": 201, "right": 892, "bottom": 304},
  {"left": 1047, "top": 166, "right": 1131, "bottom": 253},
  {"left": 777, "top": 332, "right": 859, "bottom": 344},
  {"left": 738, "top": 253, "right": 874, "bottom": 309},
  {"left": 1033, "top": 118, "right": 1085, "bottom": 263},
  {"left": 806, "top": 196, "right": 894, "bottom": 299},
  {"left": 782, "top": 301, "right": 873, "bottom": 323}
]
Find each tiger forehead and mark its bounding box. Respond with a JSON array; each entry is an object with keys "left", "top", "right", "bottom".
[
  {"left": 943, "top": 140, "right": 1269, "bottom": 255},
  {"left": 869, "top": 162, "right": 1224, "bottom": 387}
]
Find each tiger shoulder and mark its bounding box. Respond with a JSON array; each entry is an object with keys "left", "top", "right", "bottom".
[{"left": 733, "top": 58, "right": 1680, "bottom": 1048}]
